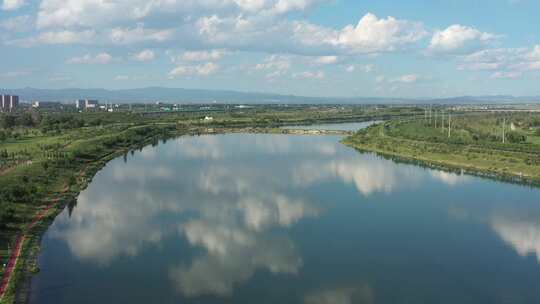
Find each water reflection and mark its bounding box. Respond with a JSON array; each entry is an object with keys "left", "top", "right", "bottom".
[
  {"left": 430, "top": 171, "right": 470, "bottom": 187},
  {"left": 492, "top": 214, "right": 540, "bottom": 262},
  {"left": 32, "top": 133, "right": 540, "bottom": 304},
  {"left": 304, "top": 284, "right": 374, "bottom": 304},
  {"left": 171, "top": 219, "right": 302, "bottom": 296},
  {"left": 293, "top": 156, "right": 423, "bottom": 196}
]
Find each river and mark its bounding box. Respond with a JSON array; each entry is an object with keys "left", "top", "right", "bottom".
[{"left": 29, "top": 124, "right": 540, "bottom": 304}]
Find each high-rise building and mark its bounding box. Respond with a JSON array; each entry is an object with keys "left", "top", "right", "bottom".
[
  {"left": 0, "top": 95, "right": 9, "bottom": 110},
  {"left": 1, "top": 95, "right": 19, "bottom": 112}
]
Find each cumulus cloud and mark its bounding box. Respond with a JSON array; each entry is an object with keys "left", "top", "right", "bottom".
[
  {"left": 2, "top": 0, "right": 25, "bottom": 11},
  {"left": 334, "top": 13, "right": 428, "bottom": 53},
  {"left": 67, "top": 53, "right": 114, "bottom": 65},
  {"left": 132, "top": 49, "right": 155, "bottom": 62},
  {"left": 169, "top": 62, "right": 219, "bottom": 77},
  {"left": 428, "top": 24, "right": 498, "bottom": 54},
  {"left": 35, "top": 0, "right": 329, "bottom": 29}
]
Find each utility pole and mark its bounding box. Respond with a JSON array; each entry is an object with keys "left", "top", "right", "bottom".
[
  {"left": 502, "top": 117, "right": 506, "bottom": 144},
  {"left": 448, "top": 113, "right": 452, "bottom": 138},
  {"left": 441, "top": 111, "right": 445, "bottom": 132},
  {"left": 434, "top": 110, "right": 438, "bottom": 128}
]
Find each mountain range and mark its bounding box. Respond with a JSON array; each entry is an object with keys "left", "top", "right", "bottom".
[{"left": 2, "top": 87, "right": 540, "bottom": 105}]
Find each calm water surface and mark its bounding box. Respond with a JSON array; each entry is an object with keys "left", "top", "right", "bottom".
[{"left": 30, "top": 131, "right": 540, "bottom": 304}]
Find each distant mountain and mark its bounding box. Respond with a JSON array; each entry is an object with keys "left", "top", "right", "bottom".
[{"left": 1, "top": 87, "right": 539, "bottom": 104}]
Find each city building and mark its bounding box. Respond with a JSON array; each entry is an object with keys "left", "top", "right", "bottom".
[
  {"left": 1, "top": 95, "right": 19, "bottom": 112},
  {"left": 76, "top": 99, "right": 99, "bottom": 110},
  {"left": 32, "top": 101, "right": 62, "bottom": 109}
]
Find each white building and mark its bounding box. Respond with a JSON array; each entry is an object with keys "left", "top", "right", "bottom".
[{"left": 76, "top": 99, "right": 99, "bottom": 110}]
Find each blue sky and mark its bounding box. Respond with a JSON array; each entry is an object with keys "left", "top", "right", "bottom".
[{"left": 1, "top": 0, "right": 540, "bottom": 98}]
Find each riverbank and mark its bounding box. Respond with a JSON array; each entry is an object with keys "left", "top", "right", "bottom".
[
  {"left": 0, "top": 117, "right": 372, "bottom": 304},
  {"left": 343, "top": 120, "right": 540, "bottom": 187},
  {"left": 0, "top": 123, "right": 184, "bottom": 303}
]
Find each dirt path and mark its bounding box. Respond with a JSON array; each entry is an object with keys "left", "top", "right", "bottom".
[
  {"left": 0, "top": 181, "right": 71, "bottom": 300},
  {"left": 0, "top": 236, "right": 25, "bottom": 298}
]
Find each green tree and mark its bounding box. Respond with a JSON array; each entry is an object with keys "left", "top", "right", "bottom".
[{"left": 0, "top": 114, "right": 16, "bottom": 129}]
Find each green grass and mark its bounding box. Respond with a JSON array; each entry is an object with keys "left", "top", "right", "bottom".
[{"left": 344, "top": 114, "right": 540, "bottom": 185}]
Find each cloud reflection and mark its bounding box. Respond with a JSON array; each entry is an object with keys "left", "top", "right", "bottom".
[
  {"left": 47, "top": 133, "right": 475, "bottom": 299},
  {"left": 304, "top": 284, "right": 374, "bottom": 304},
  {"left": 170, "top": 220, "right": 302, "bottom": 296},
  {"left": 430, "top": 171, "right": 470, "bottom": 186},
  {"left": 293, "top": 156, "right": 421, "bottom": 196},
  {"left": 492, "top": 215, "right": 540, "bottom": 262}
]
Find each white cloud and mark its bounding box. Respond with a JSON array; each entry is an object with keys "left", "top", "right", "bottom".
[
  {"left": 36, "top": 0, "right": 328, "bottom": 29},
  {"left": 2, "top": 0, "right": 25, "bottom": 11},
  {"left": 181, "top": 49, "right": 227, "bottom": 62},
  {"left": 345, "top": 65, "right": 355, "bottom": 72},
  {"left": 429, "top": 24, "right": 498, "bottom": 54},
  {"left": 255, "top": 55, "right": 291, "bottom": 71},
  {"left": 67, "top": 53, "right": 114, "bottom": 65},
  {"left": 169, "top": 62, "right": 219, "bottom": 77},
  {"left": 335, "top": 13, "right": 428, "bottom": 53},
  {"left": 109, "top": 24, "right": 174, "bottom": 45},
  {"left": 458, "top": 46, "right": 540, "bottom": 79},
  {"left": 132, "top": 49, "right": 155, "bottom": 62},
  {"left": 313, "top": 55, "right": 339, "bottom": 65},
  {"left": 293, "top": 71, "right": 325, "bottom": 79},
  {"left": 255, "top": 55, "right": 291, "bottom": 73}
]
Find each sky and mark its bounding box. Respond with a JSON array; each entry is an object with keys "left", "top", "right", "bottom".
[{"left": 1, "top": 0, "right": 540, "bottom": 98}]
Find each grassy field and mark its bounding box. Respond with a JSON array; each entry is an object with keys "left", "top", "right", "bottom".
[{"left": 344, "top": 111, "right": 540, "bottom": 185}]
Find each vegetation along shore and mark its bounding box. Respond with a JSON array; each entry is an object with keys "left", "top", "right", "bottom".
[{"left": 343, "top": 111, "right": 540, "bottom": 186}]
